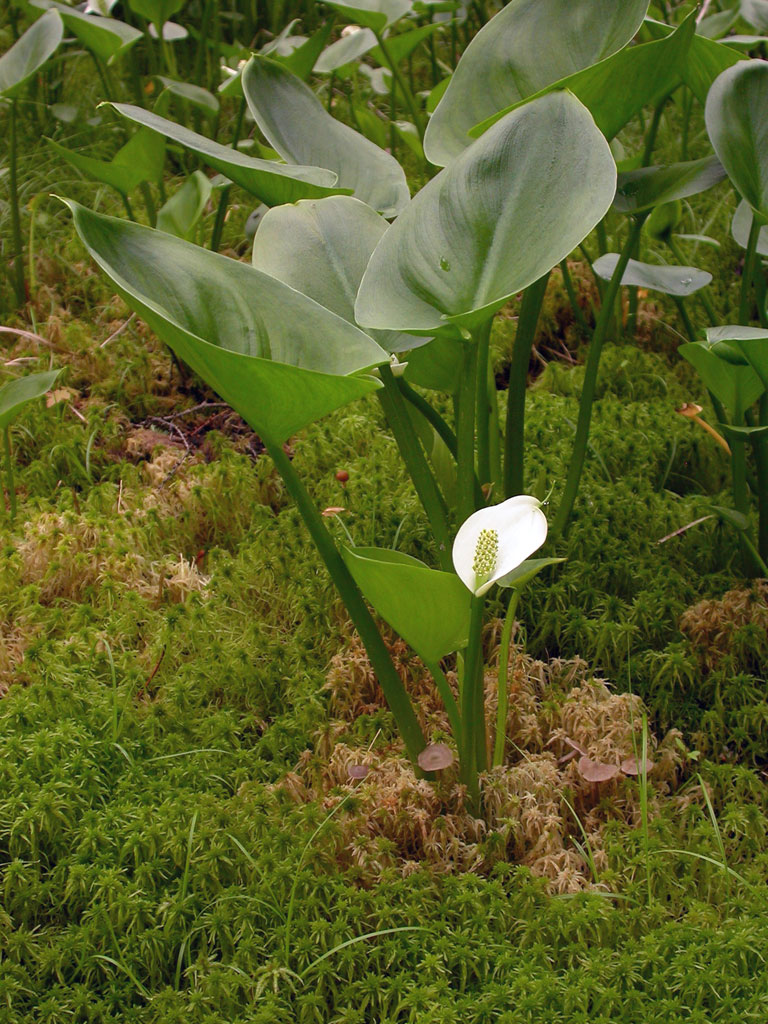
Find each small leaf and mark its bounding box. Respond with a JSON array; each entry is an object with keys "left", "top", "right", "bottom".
[
  {"left": 315, "top": 28, "right": 377, "bottom": 73},
  {"left": 30, "top": 0, "right": 141, "bottom": 64},
  {"left": 593, "top": 254, "right": 711, "bottom": 297},
  {"left": 0, "top": 369, "right": 63, "bottom": 430},
  {"left": 157, "top": 171, "right": 212, "bottom": 240},
  {"left": 318, "top": 0, "right": 412, "bottom": 32},
  {"left": 496, "top": 557, "right": 565, "bottom": 591},
  {"left": 0, "top": 10, "right": 63, "bottom": 98},
  {"left": 47, "top": 127, "right": 165, "bottom": 195},
  {"left": 155, "top": 77, "right": 219, "bottom": 115},
  {"left": 731, "top": 199, "right": 768, "bottom": 255},
  {"left": 614, "top": 156, "right": 726, "bottom": 214},
  {"left": 679, "top": 339, "right": 764, "bottom": 422}
]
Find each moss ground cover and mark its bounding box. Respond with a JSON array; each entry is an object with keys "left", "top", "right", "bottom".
[{"left": 3, "top": 4, "right": 768, "bottom": 1020}]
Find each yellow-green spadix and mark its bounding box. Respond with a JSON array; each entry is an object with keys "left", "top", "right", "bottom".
[{"left": 452, "top": 495, "right": 547, "bottom": 597}]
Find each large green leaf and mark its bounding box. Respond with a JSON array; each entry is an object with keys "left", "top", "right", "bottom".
[
  {"left": 356, "top": 91, "right": 616, "bottom": 334},
  {"left": 0, "top": 10, "right": 62, "bottom": 98},
  {"left": 424, "top": 0, "right": 650, "bottom": 165},
  {"left": 593, "top": 254, "right": 711, "bottom": 296},
  {"left": 157, "top": 170, "right": 213, "bottom": 240},
  {"left": 341, "top": 546, "right": 471, "bottom": 662},
  {"left": 402, "top": 336, "right": 464, "bottom": 392},
  {"left": 706, "top": 60, "right": 768, "bottom": 221},
  {"left": 470, "top": 13, "right": 696, "bottom": 146},
  {"left": 47, "top": 128, "right": 165, "bottom": 195},
  {"left": 706, "top": 325, "right": 768, "bottom": 392},
  {"left": 319, "top": 0, "right": 412, "bottom": 32},
  {"left": 242, "top": 56, "right": 409, "bottom": 217},
  {"left": 679, "top": 338, "right": 764, "bottom": 422},
  {"left": 741, "top": 0, "right": 768, "bottom": 32},
  {"left": 110, "top": 103, "right": 348, "bottom": 205},
  {"left": 65, "top": 202, "right": 386, "bottom": 444},
  {"left": 731, "top": 199, "right": 768, "bottom": 254},
  {"left": 614, "top": 156, "right": 726, "bottom": 214},
  {"left": 29, "top": 0, "right": 141, "bottom": 64},
  {"left": 0, "top": 369, "right": 62, "bottom": 431},
  {"left": 251, "top": 197, "right": 426, "bottom": 354}
]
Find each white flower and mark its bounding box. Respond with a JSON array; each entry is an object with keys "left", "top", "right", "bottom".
[{"left": 452, "top": 495, "right": 547, "bottom": 597}]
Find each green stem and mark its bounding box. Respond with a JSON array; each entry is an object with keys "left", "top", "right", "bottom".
[
  {"left": 397, "top": 377, "right": 457, "bottom": 457},
  {"left": 425, "top": 660, "right": 461, "bottom": 741},
  {"left": 504, "top": 273, "right": 550, "bottom": 498},
  {"left": 374, "top": 32, "right": 425, "bottom": 139},
  {"left": 487, "top": 359, "right": 502, "bottom": 495},
  {"left": 378, "top": 365, "right": 453, "bottom": 570},
  {"left": 560, "top": 260, "right": 590, "bottom": 335},
  {"left": 263, "top": 436, "right": 426, "bottom": 764},
  {"left": 493, "top": 588, "right": 520, "bottom": 767},
  {"left": 673, "top": 297, "right": 697, "bottom": 344},
  {"left": 553, "top": 216, "right": 647, "bottom": 538},
  {"left": 753, "top": 400, "right": 768, "bottom": 561},
  {"left": 740, "top": 215, "right": 761, "bottom": 326},
  {"left": 457, "top": 342, "right": 479, "bottom": 522},
  {"left": 8, "top": 100, "right": 25, "bottom": 308},
  {"left": 121, "top": 193, "right": 136, "bottom": 220},
  {"left": 210, "top": 96, "right": 246, "bottom": 252},
  {"left": 460, "top": 596, "right": 485, "bottom": 812},
  {"left": 140, "top": 182, "right": 157, "bottom": 227},
  {"left": 642, "top": 95, "right": 668, "bottom": 165},
  {"left": 475, "top": 319, "right": 493, "bottom": 489},
  {"left": 3, "top": 427, "right": 17, "bottom": 522}
]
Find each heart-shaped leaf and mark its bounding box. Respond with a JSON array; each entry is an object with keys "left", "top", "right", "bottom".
[
  {"left": 593, "top": 254, "right": 711, "bottom": 296},
  {"left": 251, "top": 196, "right": 426, "bottom": 353},
  {"left": 643, "top": 17, "right": 741, "bottom": 105},
  {"left": 679, "top": 338, "right": 764, "bottom": 422},
  {"left": 157, "top": 170, "right": 213, "bottom": 240},
  {"left": 731, "top": 199, "right": 768, "bottom": 255},
  {"left": 65, "top": 202, "right": 386, "bottom": 444},
  {"left": 470, "top": 13, "right": 696, "bottom": 146},
  {"left": 706, "top": 59, "right": 768, "bottom": 220},
  {"left": 341, "top": 546, "right": 471, "bottom": 662},
  {"left": 424, "top": 0, "right": 649, "bottom": 165},
  {"left": 319, "top": 0, "right": 412, "bottom": 32},
  {"left": 0, "top": 369, "right": 63, "bottom": 430},
  {"left": 356, "top": 91, "right": 615, "bottom": 334},
  {"left": 614, "top": 156, "right": 726, "bottom": 214},
  {"left": 29, "top": 0, "right": 141, "bottom": 64},
  {"left": 47, "top": 127, "right": 165, "bottom": 195},
  {"left": 242, "top": 56, "right": 409, "bottom": 217},
  {"left": 0, "top": 10, "right": 62, "bottom": 98},
  {"left": 109, "top": 103, "right": 348, "bottom": 205}
]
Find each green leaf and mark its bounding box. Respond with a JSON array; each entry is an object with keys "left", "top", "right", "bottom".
[
  {"left": 65, "top": 202, "right": 386, "bottom": 444},
  {"left": 273, "top": 20, "right": 335, "bottom": 80},
  {"left": 109, "top": 103, "right": 348, "bottom": 205},
  {"left": 341, "top": 546, "right": 471, "bottom": 662},
  {"left": 741, "top": 0, "right": 768, "bottom": 32},
  {"left": 643, "top": 18, "right": 742, "bottom": 105},
  {"left": 29, "top": 0, "right": 141, "bottom": 64},
  {"left": 732, "top": 198, "right": 768, "bottom": 255},
  {"left": 242, "top": 56, "right": 409, "bottom": 217},
  {"left": 128, "top": 0, "right": 185, "bottom": 28},
  {"left": 0, "top": 10, "right": 62, "bottom": 98},
  {"left": 251, "top": 196, "right": 426, "bottom": 353},
  {"left": 155, "top": 76, "right": 219, "bottom": 116},
  {"left": 679, "top": 338, "right": 764, "bottom": 422},
  {"left": 356, "top": 91, "right": 616, "bottom": 333},
  {"left": 707, "top": 326, "right": 768, "bottom": 392},
  {"left": 318, "top": 0, "right": 412, "bottom": 32},
  {"left": 369, "top": 21, "right": 444, "bottom": 65},
  {"left": 593, "top": 254, "right": 711, "bottom": 296},
  {"left": 697, "top": 8, "right": 740, "bottom": 39},
  {"left": 470, "top": 12, "right": 697, "bottom": 146},
  {"left": 403, "top": 335, "right": 464, "bottom": 392},
  {"left": 424, "top": 0, "right": 650, "bottom": 165},
  {"left": 496, "top": 556, "right": 565, "bottom": 590},
  {"left": 0, "top": 369, "right": 63, "bottom": 431},
  {"left": 720, "top": 421, "right": 768, "bottom": 441},
  {"left": 706, "top": 59, "right": 768, "bottom": 221},
  {"left": 156, "top": 170, "right": 212, "bottom": 239},
  {"left": 614, "top": 156, "right": 726, "bottom": 214},
  {"left": 315, "top": 28, "right": 378, "bottom": 73},
  {"left": 47, "top": 127, "right": 165, "bottom": 195}
]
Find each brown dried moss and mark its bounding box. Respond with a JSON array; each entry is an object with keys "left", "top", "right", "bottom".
[
  {"left": 277, "top": 629, "right": 683, "bottom": 893},
  {"left": 680, "top": 582, "right": 768, "bottom": 671}
]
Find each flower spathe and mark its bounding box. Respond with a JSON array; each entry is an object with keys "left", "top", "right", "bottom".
[{"left": 452, "top": 495, "right": 547, "bottom": 597}]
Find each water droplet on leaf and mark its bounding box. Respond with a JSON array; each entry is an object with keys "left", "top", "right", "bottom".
[{"left": 439, "top": 257, "right": 451, "bottom": 272}]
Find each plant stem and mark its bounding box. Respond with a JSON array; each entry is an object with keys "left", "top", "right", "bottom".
[
  {"left": 493, "top": 588, "right": 520, "bottom": 767},
  {"left": 667, "top": 235, "right": 717, "bottom": 326},
  {"left": 474, "top": 319, "right": 493, "bottom": 489},
  {"left": 397, "top": 377, "right": 457, "bottom": 457},
  {"left": 552, "top": 216, "right": 647, "bottom": 538},
  {"left": 8, "top": 100, "right": 26, "bottom": 308},
  {"left": 740, "top": 215, "right": 761, "bottom": 325},
  {"left": 457, "top": 342, "right": 479, "bottom": 523},
  {"left": 210, "top": 96, "right": 246, "bottom": 252},
  {"left": 672, "top": 297, "right": 697, "bottom": 344},
  {"left": 263, "top": 436, "right": 426, "bottom": 764},
  {"left": 460, "top": 595, "right": 485, "bottom": 812},
  {"left": 378, "top": 365, "right": 453, "bottom": 570},
  {"left": 374, "top": 32, "right": 425, "bottom": 139},
  {"left": 425, "top": 660, "right": 461, "bottom": 740},
  {"left": 504, "top": 273, "right": 550, "bottom": 498},
  {"left": 3, "top": 427, "right": 17, "bottom": 522},
  {"left": 560, "top": 260, "right": 590, "bottom": 335},
  {"left": 753, "top": 399, "right": 768, "bottom": 560}
]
